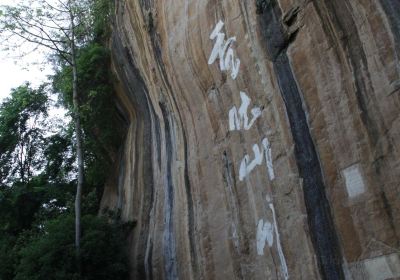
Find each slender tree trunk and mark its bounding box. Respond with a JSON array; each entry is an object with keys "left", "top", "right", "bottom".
[{"left": 70, "top": 8, "right": 83, "bottom": 254}]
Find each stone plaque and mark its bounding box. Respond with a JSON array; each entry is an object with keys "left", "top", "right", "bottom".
[{"left": 342, "top": 164, "right": 365, "bottom": 198}]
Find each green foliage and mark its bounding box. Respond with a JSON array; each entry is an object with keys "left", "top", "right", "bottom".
[
  {"left": 0, "top": 234, "right": 17, "bottom": 279},
  {"left": 0, "top": 182, "right": 68, "bottom": 280},
  {"left": 14, "top": 215, "right": 77, "bottom": 280},
  {"left": 0, "top": 183, "right": 42, "bottom": 235},
  {"left": 90, "top": 0, "right": 114, "bottom": 42},
  {"left": 14, "top": 214, "right": 128, "bottom": 280},
  {"left": 0, "top": 183, "right": 128, "bottom": 280},
  {"left": 43, "top": 130, "right": 75, "bottom": 183},
  {"left": 0, "top": 1, "right": 129, "bottom": 279},
  {"left": 0, "top": 83, "right": 48, "bottom": 184},
  {"left": 53, "top": 42, "right": 124, "bottom": 194},
  {"left": 77, "top": 44, "right": 124, "bottom": 187}
]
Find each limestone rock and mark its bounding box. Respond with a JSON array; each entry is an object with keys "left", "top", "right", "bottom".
[{"left": 101, "top": 0, "right": 400, "bottom": 279}]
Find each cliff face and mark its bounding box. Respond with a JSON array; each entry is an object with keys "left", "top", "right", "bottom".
[{"left": 100, "top": 0, "right": 400, "bottom": 279}]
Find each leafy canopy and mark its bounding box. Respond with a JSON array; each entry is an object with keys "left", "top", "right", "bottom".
[
  {"left": 0, "top": 0, "right": 130, "bottom": 279},
  {"left": 0, "top": 83, "right": 48, "bottom": 184}
]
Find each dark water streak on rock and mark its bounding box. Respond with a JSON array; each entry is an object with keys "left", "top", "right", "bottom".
[{"left": 257, "top": 1, "right": 344, "bottom": 279}]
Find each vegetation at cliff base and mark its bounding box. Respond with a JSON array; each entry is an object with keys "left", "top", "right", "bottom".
[{"left": 0, "top": 0, "right": 128, "bottom": 279}]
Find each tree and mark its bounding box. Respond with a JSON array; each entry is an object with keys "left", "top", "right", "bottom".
[
  {"left": 0, "top": 83, "right": 48, "bottom": 185},
  {"left": 14, "top": 214, "right": 129, "bottom": 280},
  {"left": 0, "top": 1, "right": 129, "bottom": 278},
  {"left": 0, "top": 82, "right": 74, "bottom": 279},
  {"left": 0, "top": 0, "right": 93, "bottom": 253}
]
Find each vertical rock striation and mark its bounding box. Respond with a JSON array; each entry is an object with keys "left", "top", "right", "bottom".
[
  {"left": 101, "top": 0, "right": 400, "bottom": 279},
  {"left": 257, "top": 1, "right": 343, "bottom": 278}
]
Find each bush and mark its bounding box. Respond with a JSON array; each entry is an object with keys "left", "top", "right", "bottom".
[{"left": 14, "top": 214, "right": 128, "bottom": 280}]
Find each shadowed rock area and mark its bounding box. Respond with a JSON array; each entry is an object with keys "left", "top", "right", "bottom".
[{"left": 100, "top": 0, "right": 400, "bottom": 279}]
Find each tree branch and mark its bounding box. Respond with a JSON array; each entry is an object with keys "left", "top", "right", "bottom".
[
  {"left": 7, "top": 29, "right": 72, "bottom": 65},
  {"left": 56, "top": 0, "right": 70, "bottom": 11},
  {"left": 42, "top": 0, "right": 70, "bottom": 14},
  {"left": 11, "top": 13, "right": 68, "bottom": 44},
  {"left": 48, "top": 17, "right": 72, "bottom": 43}
]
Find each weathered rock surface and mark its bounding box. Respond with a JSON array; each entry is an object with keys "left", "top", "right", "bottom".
[{"left": 100, "top": 0, "right": 400, "bottom": 279}]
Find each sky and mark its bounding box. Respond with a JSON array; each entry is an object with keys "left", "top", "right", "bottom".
[
  {"left": 0, "top": 55, "right": 53, "bottom": 101},
  {"left": 0, "top": 0, "right": 52, "bottom": 101},
  {"left": 0, "top": 43, "right": 67, "bottom": 119},
  {"left": 0, "top": 52, "right": 68, "bottom": 120},
  {"left": 0, "top": 0, "right": 67, "bottom": 118}
]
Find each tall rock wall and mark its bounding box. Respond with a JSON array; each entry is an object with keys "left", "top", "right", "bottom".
[{"left": 100, "top": 0, "right": 400, "bottom": 279}]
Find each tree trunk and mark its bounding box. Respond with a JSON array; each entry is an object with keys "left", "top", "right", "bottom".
[{"left": 70, "top": 8, "right": 83, "bottom": 254}]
